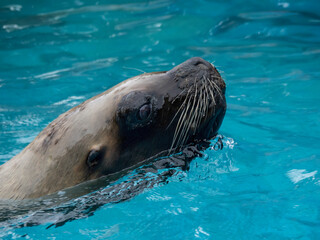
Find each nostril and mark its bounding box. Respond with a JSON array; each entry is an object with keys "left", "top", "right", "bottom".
[
  {"left": 190, "top": 57, "right": 211, "bottom": 69},
  {"left": 195, "top": 62, "right": 209, "bottom": 70}
]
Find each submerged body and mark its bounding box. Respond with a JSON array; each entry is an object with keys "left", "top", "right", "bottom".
[{"left": 0, "top": 57, "right": 226, "bottom": 200}]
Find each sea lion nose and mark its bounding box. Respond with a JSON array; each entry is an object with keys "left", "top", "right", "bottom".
[
  {"left": 168, "top": 57, "right": 216, "bottom": 89},
  {"left": 187, "top": 57, "right": 212, "bottom": 70}
]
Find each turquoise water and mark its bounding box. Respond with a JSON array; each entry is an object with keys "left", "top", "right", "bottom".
[{"left": 1, "top": 0, "right": 320, "bottom": 239}]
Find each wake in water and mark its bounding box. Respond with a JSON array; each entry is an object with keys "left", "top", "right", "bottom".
[{"left": 0, "top": 135, "right": 229, "bottom": 231}]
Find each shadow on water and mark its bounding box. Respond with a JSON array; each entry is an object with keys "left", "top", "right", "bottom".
[{"left": 0, "top": 136, "right": 225, "bottom": 230}]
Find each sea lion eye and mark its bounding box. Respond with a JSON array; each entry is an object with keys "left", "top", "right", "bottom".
[
  {"left": 138, "top": 103, "right": 152, "bottom": 120},
  {"left": 86, "top": 147, "right": 106, "bottom": 168}
]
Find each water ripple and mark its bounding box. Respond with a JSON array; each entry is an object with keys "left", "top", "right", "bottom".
[
  {"left": 0, "top": 4, "right": 22, "bottom": 12},
  {"left": 34, "top": 57, "right": 118, "bottom": 80},
  {"left": 1, "top": 0, "right": 172, "bottom": 32},
  {"left": 115, "top": 15, "right": 171, "bottom": 31},
  {"left": 53, "top": 96, "right": 85, "bottom": 107}
]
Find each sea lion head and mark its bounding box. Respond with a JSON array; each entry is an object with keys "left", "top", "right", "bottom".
[{"left": 93, "top": 57, "right": 227, "bottom": 176}]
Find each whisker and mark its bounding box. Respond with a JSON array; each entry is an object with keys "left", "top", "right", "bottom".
[
  {"left": 194, "top": 81, "right": 207, "bottom": 133},
  {"left": 166, "top": 88, "right": 191, "bottom": 130},
  {"left": 204, "top": 79, "right": 210, "bottom": 117},
  {"left": 205, "top": 77, "right": 216, "bottom": 106},
  {"left": 202, "top": 79, "right": 207, "bottom": 115},
  {"left": 172, "top": 88, "right": 187, "bottom": 104},
  {"left": 191, "top": 82, "right": 203, "bottom": 135},
  {"left": 169, "top": 74, "right": 224, "bottom": 151},
  {"left": 210, "top": 79, "right": 223, "bottom": 100},
  {"left": 207, "top": 76, "right": 223, "bottom": 99},
  {"left": 176, "top": 82, "right": 198, "bottom": 147},
  {"left": 181, "top": 88, "right": 200, "bottom": 142},
  {"left": 170, "top": 105, "right": 188, "bottom": 151},
  {"left": 169, "top": 86, "right": 194, "bottom": 151},
  {"left": 212, "top": 66, "right": 224, "bottom": 74}
]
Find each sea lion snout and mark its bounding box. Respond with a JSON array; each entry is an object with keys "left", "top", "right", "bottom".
[
  {"left": 184, "top": 57, "right": 213, "bottom": 70},
  {"left": 163, "top": 57, "right": 226, "bottom": 146},
  {"left": 168, "top": 57, "right": 223, "bottom": 91}
]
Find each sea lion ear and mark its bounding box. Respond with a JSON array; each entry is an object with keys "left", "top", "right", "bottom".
[{"left": 86, "top": 147, "right": 106, "bottom": 168}]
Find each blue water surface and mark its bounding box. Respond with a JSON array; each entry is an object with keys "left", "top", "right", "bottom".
[{"left": 1, "top": 0, "right": 320, "bottom": 239}]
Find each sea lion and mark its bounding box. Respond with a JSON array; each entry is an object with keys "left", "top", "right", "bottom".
[{"left": 0, "top": 57, "right": 226, "bottom": 200}]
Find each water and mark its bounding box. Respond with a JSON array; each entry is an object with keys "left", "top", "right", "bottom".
[{"left": 1, "top": 0, "right": 320, "bottom": 239}]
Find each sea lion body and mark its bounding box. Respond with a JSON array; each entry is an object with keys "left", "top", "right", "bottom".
[{"left": 0, "top": 57, "right": 226, "bottom": 200}]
